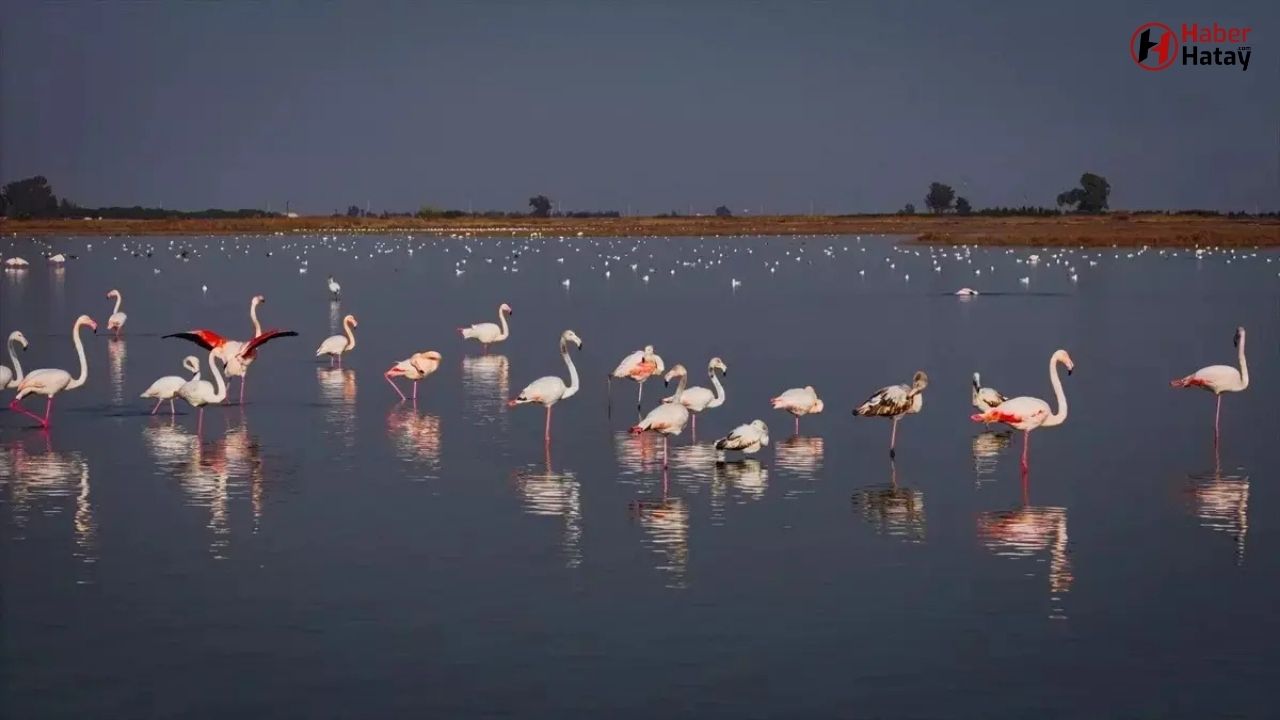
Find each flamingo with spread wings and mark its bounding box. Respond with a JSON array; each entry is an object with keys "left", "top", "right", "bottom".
[{"left": 164, "top": 295, "right": 297, "bottom": 404}]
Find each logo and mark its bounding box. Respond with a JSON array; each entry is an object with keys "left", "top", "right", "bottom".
[{"left": 1131, "top": 22, "right": 1253, "bottom": 72}]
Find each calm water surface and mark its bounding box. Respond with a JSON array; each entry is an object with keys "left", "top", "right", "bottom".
[{"left": 2, "top": 234, "right": 1277, "bottom": 718}]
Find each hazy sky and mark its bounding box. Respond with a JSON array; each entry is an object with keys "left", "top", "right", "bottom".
[{"left": 2, "top": 2, "right": 1276, "bottom": 214}]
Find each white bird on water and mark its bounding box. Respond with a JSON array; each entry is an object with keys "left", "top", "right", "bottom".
[
  {"left": 316, "top": 314, "right": 358, "bottom": 367},
  {"left": 327, "top": 275, "right": 341, "bottom": 300},
  {"left": 663, "top": 357, "right": 727, "bottom": 437},
  {"left": 771, "top": 385, "right": 824, "bottom": 434},
  {"left": 0, "top": 330, "right": 30, "bottom": 390},
  {"left": 971, "top": 372, "right": 1007, "bottom": 421},
  {"left": 10, "top": 315, "right": 98, "bottom": 428},
  {"left": 854, "top": 371, "right": 929, "bottom": 458},
  {"left": 631, "top": 364, "right": 691, "bottom": 468},
  {"left": 105, "top": 289, "right": 128, "bottom": 336},
  {"left": 177, "top": 348, "right": 229, "bottom": 434},
  {"left": 609, "top": 345, "right": 665, "bottom": 410},
  {"left": 714, "top": 419, "right": 770, "bottom": 460},
  {"left": 460, "top": 303, "right": 513, "bottom": 353},
  {"left": 141, "top": 355, "right": 201, "bottom": 415},
  {"left": 972, "top": 350, "right": 1073, "bottom": 471},
  {"left": 1171, "top": 326, "right": 1248, "bottom": 438},
  {"left": 508, "top": 330, "right": 583, "bottom": 443}
]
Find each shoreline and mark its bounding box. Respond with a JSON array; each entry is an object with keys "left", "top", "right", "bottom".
[{"left": 2, "top": 214, "right": 1277, "bottom": 247}]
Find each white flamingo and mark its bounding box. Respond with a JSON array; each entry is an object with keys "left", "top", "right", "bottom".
[
  {"left": 663, "top": 357, "right": 727, "bottom": 436},
  {"left": 460, "top": 303, "right": 512, "bottom": 353},
  {"left": 610, "top": 344, "right": 665, "bottom": 410},
  {"left": 972, "top": 372, "right": 1007, "bottom": 424},
  {"left": 386, "top": 350, "right": 443, "bottom": 402},
  {"left": 316, "top": 314, "right": 358, "bottom": 367},
  {"left": 508, "top": 330, "right": 583, "bottom": 442},
  {"left": 105, "top": 289, "right": 128, "bottom": 336},
  {"left": 631, "top": 364, "right": 691, "bottom": 467},
  {"left": 972, "top": 350, "right": 1074, "bottom": 470},
  {"left": 177, "top": 348, "right": 229, "bottom": 433},
  {"left": 1171, "top": 326, "right": 1248, "bottom": 437},
  {"left": 771, "top": 385, "right": 824, "bottom": 434},
  {"left": 1, "top": 330, "right": 30, "bottom": 390},
  {"left": 141, "top": 356, "right": 201, "bottom": 415},
  {"left": 854, "top": 371, "right": 929, "bottom": 458},
  {"left": 10, "top": 315, "right": 97, "bottom": 428},
  {"left": 714, "top": 419, "right": 770, "bottom": 460}
]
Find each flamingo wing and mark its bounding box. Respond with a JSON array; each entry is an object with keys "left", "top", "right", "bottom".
[
  {"left": 612, "top": 350, "right": 646, "bottom": 377},
  {"left": 715, "top": 423, "right": 762, "bottom": 451},
  {"left": 240, "top": 328, "right": 298, "bottom": 358},
  {"left": 854, "top": 384, "right": 911, "bottom": 417},
  {"left": 1171, "top": 365, "right": 1240, "bottom": 392},
  {"left": 511, "top": 376, "right": 565, "bottom": 405},
  {"left": 164, "top": 329, "right": 227, "bottom": 351}
]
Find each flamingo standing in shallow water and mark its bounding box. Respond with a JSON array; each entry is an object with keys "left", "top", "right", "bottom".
[
  {"left": 316, "top": 314, "right": 358, "bottom": 367},
  {"left": 141, "top": 356, "right": 201, "bottom": 415},
  {"left": 460, "top": 303, "right": 512, "bottom": 353},
  {"left": 178, "top": 348, "right": 228, "bottom": 434},
  {"left": 972, "top": 372, "right": 1007, "bottom": 424},
  {"left": 631, "top": 365, "right": 691, "bottom": 467},
  {"left": 1, "top": 330, "right": 30, "bottom": 391},
  {"left": 610, "top": 345, "right": 665, "bottom": 411},
  {"left": 771, "top": 385, "right": 824, "bottom": 434},
  {"left": 1171, "top": 326, "right": 1248, "bottom": 438},
  {"left": 508, "top": 330, "right": 583, "bottom": 443},
  {"left": 714, "top": 419, "right": 770, "bottom": 460},
  {"left": 10, "top": 315, "right": 97, "bottom": 428},
  {"left": 386, "top": 351, "right": 443, "bottom": 401},
  {"left": 972, "top": 350, "right": 1074, "bottom": 471},
  {"left": 664, "top": 357, "right": 727, "bottom": 437},
  {"left": 855, "top": 371, "right": 929, "bottom": 458},
  {"left": 105, "top": 289, "right": 127, "bottom": 337},
  {"left": 165, "top": 295, "right": 296, "bottom": 403}
]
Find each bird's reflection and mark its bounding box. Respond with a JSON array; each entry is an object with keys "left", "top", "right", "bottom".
[
  {"left": 0, "top": 436, "right": 96, "bottom": 571},
  {"left": 461, "top": 355, "right": 509, "bottom": 430},
  {"left": 614, "top": 430, "right": 664, "bottom": 480},
  {"left": 629, "top": 491, "right": 690, "bottom": 589},
  {"left": 1183, "top": 447, "right": 1249, "bottom": 565},
  {"left": 851, "top": 460, "right": 926, "bottom": 543},
  {"left": 977, "top": 502, "right": 1072, "bottom": 619},
  {"left": 317, "top": 368, "right": 357, "bottom": 447},
  {"left": 387, "top": 406, "right": 442, "bottom": 477},
  {"left": 512, "top": 447, "right": 582, "bottom": 569},
  {"left": 709, "top": 459, "right": 769, "bottom": 523},
  {"left": 972, "top": 431, "right": 1012, "bottom": 487},
  {"left": 775, "top": 435, "right": 823, "bottom": 498},
  {"left": 107, "top": 338, "right": 127, "bottom": 406},
  {"left": 328, "top": 299, "right": 342, "bottom": 334}
]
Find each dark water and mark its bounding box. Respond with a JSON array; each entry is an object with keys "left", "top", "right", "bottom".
[{"left": 2, "top": 234, "right": 1276, "bottom": 718}]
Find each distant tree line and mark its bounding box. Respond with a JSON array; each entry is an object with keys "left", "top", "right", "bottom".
[
  {"left": 903, "top": 172, "right": 1113, "bottom": 217},
  {"left": 0, "top": 175, "right": 273, "bottom": 220}
]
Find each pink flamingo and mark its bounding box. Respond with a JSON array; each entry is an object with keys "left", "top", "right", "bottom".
[
  {"left": 386, "top": 351, "right": 443, "bottom": 401},
  {"left": 10, "top": 315, "right": 97, "bottom": 428},
  {"left": 771, "top": 385, "right": 824, "bottom": 434},
  {"left": 508, "top": 330, "right": 583, "bottom": 443},
  {"left": 972, "top": 350, "right": 1074, "bottom": 471},
  {"left": 631, "top": 365, "right": 691, "bottom": 468},
  {"left": 164, "top": 295, "right": 296, "bottom": 403},
  {"left": 1171, "top": 326, "right": 1248, "bottom": 438}
]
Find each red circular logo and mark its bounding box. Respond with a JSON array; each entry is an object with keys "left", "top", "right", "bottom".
[{"left": 1131, "top": 22, "right": 1178, "bottom": 71}]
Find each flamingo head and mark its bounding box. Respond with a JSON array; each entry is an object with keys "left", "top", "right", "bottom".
[
  {"left": 182, "top": 356, "right": 201, "bottom": 373},
  {"left": 252, "top": 294, "right": 266, "bottom": 306},
  {"left": 76, "top": 315, "right": 98, "bottom": 333},
  {"left": 663, "top": 364, "right": 687, "bottom": 386},
  {"left": 912, "top": 371, "right": 929, "bottom": 390},
  {"left": 709, "top": 357, "right": 728, "bottom": 375},
  {"left": 1234, "top": 327, "right": 1245, "bottom": 348},
  {"left": 7, "top": 330, "right": 27, "bottom": 349},
  {"left": 344, "top": 314, "right": 358, "bottom": 328},
  {"left": 561, "top": 330, "right": 583, "bottom": 349},
  {"left": 420, "top": 351, "right": 442, "bottom": 362},
  {"left": 1053, "top": 349, "right": 1075, "bottom": 375},
  {"left": 751, "top": 419, "right": 770, "bottom": 443},
  {"left": 499, "top": 303, "right": 513, "bottom": 315},
  {"left": 106, "top": 289, "right": 119, "bottom": 299},
  {"left": 811, "top": 399, "right": 825, "bottom": 414}
]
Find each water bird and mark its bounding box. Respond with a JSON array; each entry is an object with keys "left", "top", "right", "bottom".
[
  {"left": 1171, "top": 327, "right": 1248, "bottom": 438},
  {"left": 327, "top": 275, "right": 341, "bottom": 300},
  {"left": 105, "top": 289, "right": 128, "bottom": 336},
  {"left": 971, "top": 350, "right": 1074, "bottom": 471},
  {"left": 178, "top": 349, "right": 228, "bottom": 434},
  {"left": 971, "top": 372, "right": 1007, "bottom": 421},
  {"left": 609, "top": 345, "right": 665, "bottom": 410},
  {"left": 771, "top": 386, "right": 824, "bottom": 434},
  {"left": 460, "top": 303, "right": 512, "bottom": 353},
  {"left": 508, "top": 330, "right": 583, "bottom": 444},
  {"left": 714, "top": 419, "right": 770, "bottom": 460},
  {"left": 10, "top": 315, "right": 97, "bottom": 428},
  {"left": 663, "top": 357, "right": 727, "bottom": 437},
  {"left": 385, "top": 351, "right": 442, "bottom": 402},
  {"left": 0, "top": 331, "right": 30, "bottom": 390},
  {"left": 954, "top": 287, "right": 979, "bottom": 296},
  {"left": 631, "top": 365, "right": 691, "bottom": 468},
  {"left": 316, "top": 314, "right": 358, "bottom": 367},
  {"left": 140, "top": 356, "right": 201, "bottom": 415},
  {"left": 854, "top": 371, "right": 929, "bottom": 458},
  {"left": 164, "top": 295, "right": 297, "bottom": 404}
]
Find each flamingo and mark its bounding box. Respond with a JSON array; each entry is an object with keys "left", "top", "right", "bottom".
[
  {"left": 971, "top": 350, "right": 1074, "bottom": 471},
  {"left": 771, "top": 385, "right": 824, "bottom": 434},
  {"left": 972, "top": 372, "right": 1007, "bottom": 424},
  {"left": 328, "top": 275, "right": 341, "bottom": 300},
  {"left": 663, "top": 357, "right": 727, "bottom": 436},
  {"left": 178, "top": 348, "right": 229, "bottom": 434},
  {"left": 631, "top": 364, "right": 691, "bottom": 468},
  {"left": 316, "top": 314, "right": 358, "bottom": 366},
  {"left": 610, "top": 345, "right": 665, "bottom": 410},
  {"left": 1171, "top": 326, "right": 1248, "bottom": 437},
  {"left": 1, "top": 330, "right": 30, "bottom": 390},
  {"left": 141, "top": 356, "right": 201, "bottom": 415},
  {"left": 10, "top": 315, "right": 97, "bottom": 428},
  {"left": 854, "top": 371, "right": 929, "bottom": 458},
  {"left": 386, "top": 351, "right": 443, "bottom": 402},
  {"left": 508, "top": 330, "right": 583, "bottom": 443},
  {"left": 164, "top": 295, "right": 296, "bottom": 403},
  {"left": 714, "top": 419, "right": 770, "bottom": 460},
  {"left": 105, "top": 289, "right": 128, "bottom": 336},
  {"left": 460, "top": 303, "right": 512, "bottom": 353}
]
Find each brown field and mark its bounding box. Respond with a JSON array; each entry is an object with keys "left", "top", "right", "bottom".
[{"left": 2, "top": 214, "right": 1276, "bottom": 247}]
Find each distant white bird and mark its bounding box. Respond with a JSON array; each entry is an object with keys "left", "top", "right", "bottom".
[
  {"left": 327, "top": 275, "right": 341, "bottom": 299},
  {"left": 0, "top": 330, "right": 30, "bottom": 390},
  {"left": 771, "top": 385, "right": 824, "bottom": 434},
  {"left": 971, "top": 372, "right": 1007, "bottom": 422},
  {"left": 954, "top": 287, "right": 979, "bottom": 296},
  {"left": 141, "top": 355, "right": 201, "bottom": 415},
  {"left": 105, "top": 289, "right": 128, "bottom": 336},
  {"left": 1171, "top": 326, "right": 1248, "bottom": 437},
  {"left": 4, "top": 257, "right": 29, "bottom": 268},
  {"left": 631, "top": 364, "right": 691, "bottom": 468},
  {"left": 48, "top": 253, "right": 66, "bottom": 264},
  {"left": 316, "top": 314, "right": 358, "bottom": 367},
  {"left": 714, "top": 419, "right": 770, "bottom": 459},
  {"left": 663, "top": 357, "right": 727, "bottom": 436},
  {"left": 508, "top": 330, "right": 583, "bottom": 443},
  {"left": 854, "top": 371, "right": 928, "bottom": 458},
  {"left": 973, "top": 351, "right": 1073, "bottom": 471},
  {"left": 460, "top": 303, "right": 512, "bottom": 353}
]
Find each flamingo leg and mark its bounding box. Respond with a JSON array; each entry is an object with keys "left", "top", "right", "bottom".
[
  {"left": 662, "top": 435, "right": 669, "bottom": 468},
  {"left": 43, "top": 397, "right": 53, "bottom": 427},
  {"left": 889, "top": 416, "right": 899, "bottom": 458},
  {"left": 412, "top": 381, "right": 418, "bottom": 401},
  {"left": 1215, "top": 395, "right": 1222, "bottom": 437},
  {"left": 239, "top": 375, "right": 247, "bottom": 405},
  {"left": 691, "top": 414, "right": 697, "bottom": 442},
  {"left": 151, "top": 398, "right": 163, "bottom": 415},
  {"left": 386, "top": 374, "right": 406, "bottom": 401},
  {"left": 197, "top": 407, "right": 204, "bottom": 435},
  {"left": 9, "top": 398, "right": 46, "bottom": 427},
  {"left": 169, "top": 399, "right": 176, "bottom": 415},
  {"left": 544, "top": 405, "right": 554, "bottom": 443},
  {"left": 637, "top": 381, "right": 644, "bottom": 410},
  {"left": 1021, "top": 430, "right": 1031, "bottom": 471}
]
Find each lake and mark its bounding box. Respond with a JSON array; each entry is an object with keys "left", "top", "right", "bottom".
[{"left": 2, "top": 233, "right": 1276, "bottom": 718}]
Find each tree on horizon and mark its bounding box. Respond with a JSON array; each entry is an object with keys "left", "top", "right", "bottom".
[
  {"left": 925, "top": 182, "right": 955, "bottom": 213},
  {"left": 529, "top": 195, "right": 552, "bottom": 217},
  {"left": 1056, "top": 173, "right": 1111, "bottom": 213}
]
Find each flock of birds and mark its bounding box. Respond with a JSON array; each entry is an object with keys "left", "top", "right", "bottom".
[{"left": 0, "top": 269, "right": 1253, "bottom": 476}]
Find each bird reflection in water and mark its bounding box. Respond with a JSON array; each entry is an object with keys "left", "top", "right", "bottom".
[
  {"left": 851, "top": 460, "right": 926, "bottom": 543},
  {"left": 328, "top": 299, "right": 342, "bottom": 335},
  {"left": 775, "top": 435, "right": 823, "bottom": 499},
  {"left": 317, "top": 368, "right": 357, "bottom": 447},
  {"left": 386, "top": 406, "right": 442, "bottom": 478},
  {"left": 0, "top": 436, "right": 97, "bottom": 571},
  {"left": 512, "top": 446, "right": 582, "bottom": 569},
  {"left": 1183, "top": 445, "right": 1249, "bottom": 565},
  {"left": 629, "top": 490, "right": 690, "bottom": 589},
  {"left": 977, "top": 498, "right": 1073, "bottom": 619},
  {"left": 972, "top": 431, "right": 1012, "bottom": 487},
  {"left": 461, "top": 355, "right": 509, "bottom": 430},
  {"left": 709, "top": 459, "right": 769, "bottom": 524},
  {"left": 107, "top": 337, "right": 127, "bottom": 406},
  {"left": 614, "top": 430, "right": 666, "bottom": 481}
]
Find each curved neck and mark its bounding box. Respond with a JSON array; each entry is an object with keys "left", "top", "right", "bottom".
[
  {"left": 667, "top": 372, "right": 687, "bottom": 401},
  {"left": 1043, "top": 356, "right": 1068, "bottom": 427},
  {"left": 708, "top": 368, "right": 725, "bottom": 406},
  {"left": 208, "top": 350, "right": 227, "bottom": 401},
  {"left": 7, "top": 337, "right": 22, "bottom": 384},
  {"left": 250, "top": 301, "right": 263, "bottom": 337},
  {"left": 561, "top": 342, "right": 580, "bottom": 398},
  {"left": 343, "top": 318, "right": 356, "bottom": 350},
  {"left": 497, "top": 308, "right": 509, "bottom": 340},
  {"left": 112, "top": 293, "right": 123, "bottom": 315},
  {"left": 67, "top": 322, "right": 90, "bottom": 389},
  {"left": 1237, "top": 336, "right": 1248, "bottom": 389}
]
